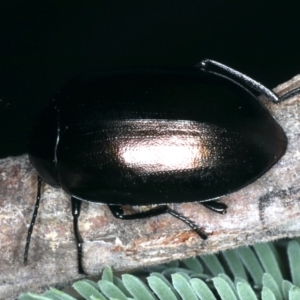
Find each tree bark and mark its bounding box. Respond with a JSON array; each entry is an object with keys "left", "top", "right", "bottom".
[{"left": 1, "top": 75, "right": 300, "bottom": 299}]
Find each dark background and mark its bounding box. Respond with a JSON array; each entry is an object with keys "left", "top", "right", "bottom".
[{"left": 0, "top": 1, "right": 299, "bottom": 158}]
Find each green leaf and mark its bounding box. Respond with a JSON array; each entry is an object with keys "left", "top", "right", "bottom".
[
  {"left": 234, "top": 277, "right": 249, "bottom": 285},
  {"left": 147, "top": 275, "right": 177, "bottom": 300},
  {"left": 113, "top": 277, "right": 133, "bottom": 297},
  {"left": 172, "top": 273, "right": 198, "bottom": 300},
  {"left": 236, "top": 282, "right": 258, "bottom": 300},
  {"left": 84, "top": 279, "right": 100, "bottom": 291},
  {"left": 122, "top": 274, "right": 156, "bottom": 300},
  {"left": 235, "top": 247, "right": 264, "bottom": 286},
  {"left": 222, "top": 249, "right": 247, "bottom": 280},
  {"left": 212, "top": 277, "right": 238, "bottom": 300},
  {"left": 43, "top": 288, "right": 77, "bottom": 300},
  {"left": 19, "top": 294, "right": 53, "bottom": 300},
  {"left": 150, "top": 273, "right": 179, "bottom": 298},
  {"left": 168, "top": 260, "right": 180, "bottom": 268},
  {"left": 190, "top": 278, "right": 217, "bottom": 300},
  {"left": 148, "top": 264, "right": 169, "bottom": 272},
  {"left": 182, "top": 257, "right": 204, "bottom": 273},
  {"left": 98, "top": 280, "right": 128, "bottom": 300},
  {"left": 177, "top": 271, "right": 192, "bottom": 281},
  {"left": 218, "top": 274, "right": 238, "bottom": 298},
  {"left": 189, "top": 273, "right": 211, "bottom": 280},
  {"left": 282, "top": 280, "right": 293, "bottom": 300},
  {"left": 253, "top": 243, "right": 283, "bottom": 288},
  {"left": 161, "top": 268, "right": 193, "bottom": 277},
  {"left": 73, "top": 280, "right": 106, "bottom": 300},
  {"left": 102, "top": 266, "right": 114, "bottom": 282},
  {"left": 268, "top": 242, "right": 284, "bottom": 273},
  {"left": 261, "top": 287, "right": 276, "bottom": 300},
  {"left": 262, "top": 273, "right": 282, "bottom": 300},
  {"left": 289, "top": 286, "right": 300, "bottom": 300},
  {"left": 201, "top": 254, "right": 225, "bottom": 276},
  {"left": 287, "top": 240, "right": 300, "bottom": 287},
  {"left": 40, "top": 292, "right": 61, "bottom": 300}
]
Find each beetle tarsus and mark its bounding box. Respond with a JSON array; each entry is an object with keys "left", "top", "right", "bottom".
[
  {"left": 194, "top": 228, "right": 208, "bottom": 240},
  {"left": 71, "top": 197, "right": 87, "bottom": 275},
  {"left": 201, "top": 200, "right": 227, "bottom": 214}
]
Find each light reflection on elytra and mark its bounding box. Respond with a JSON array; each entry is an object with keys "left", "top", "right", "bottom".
[{"left": 108, "top": 120, "right": 223, "bottom": 173}]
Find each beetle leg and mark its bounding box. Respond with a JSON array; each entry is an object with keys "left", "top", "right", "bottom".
[
  {"left": 24, "top": 176, "right": 43, "bottom": 266},
  {"left": 108, "top": 204, "right": 170, "bottom": 219},
  {"left": 71, "top": 196, "right": 87, "bottom": 275},
  {"left": 201, "top": 200, "right": 227, "bottom": 214},
  {"left": 167, "top": 208, "right": 208, "bottom": 239},
  {"left": 108, "top": 204, "right": 208, "bottom": 240}
]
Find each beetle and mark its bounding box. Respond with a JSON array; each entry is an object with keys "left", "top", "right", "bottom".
[{"left": 24, "top": 59, "right": 294, "bottom": 274}]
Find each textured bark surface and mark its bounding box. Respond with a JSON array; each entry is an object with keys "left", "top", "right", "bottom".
[{"left": 1, "top": 75, "right": 300, "bottom": 299}]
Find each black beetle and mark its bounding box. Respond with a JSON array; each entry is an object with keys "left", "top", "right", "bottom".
[{"left": 24, "top": 59, "right": 294, "bottom": 274}]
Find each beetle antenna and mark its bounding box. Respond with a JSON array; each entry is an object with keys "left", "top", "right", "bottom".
[
  {"left": 198, "top": 59, "right": 280, "bottom": 103},
  {"left": 24, "top": 176, "right": 43, "bottom": 265},
  {"left": 279, "top": 86, "right": 300, "bottom": 102}
]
